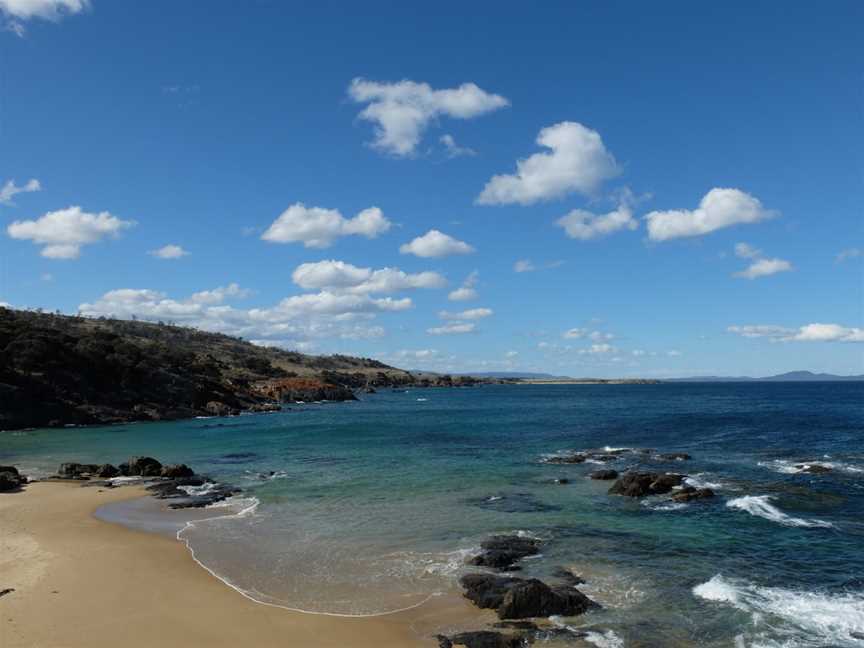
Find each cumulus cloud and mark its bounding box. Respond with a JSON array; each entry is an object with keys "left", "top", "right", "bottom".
[
  {"left": 728, "top": 323, "right": 864, "bottom": 343},
  {"left": 440, "top": 134, "right": 477, "bottom": 158},
  {"left": 7, "top": 206, "right": 135, "bottom": 259},
  {"left": 556, "top": 204, "right": 637, "bottom": 240},
  {"left": 148, "top": 244, "right": 189, "bottom": 259},
  {"left": 348, "top": 78, "right": 509, "bottom": 157},
  {"left": 731, "top": 242, "right": 792, "bottom": 279},
  {"left": 78, "top": 283, "right": 409, "bottom": 346},
  {"left": 261, "top": 203, "right": 391, "bottom": 248},
  {"left": 645, "top": 188, "right": 776, "bottom": 241},
  {"left": 438, "top": 307, "right": 493, "bottom": 320},
  {"left": 427, "top": 322, "right": 475, "bottom": 335},
  {"left": 476, "top": 121, "right": 620, "bottom": 206},
  {"left": 448, "top": 270, "right": 479, "bottom": 301},
  {"left": 291, "top": 260, "right": 445, "bottom": 294},
  {"left": 563, "top": 328, "right": 613, "bottom": 341},
  {"left": 734, "top": 257, "right": 792, "bottom": 279},
  {"left": 399, "top": 229, "right": 475, "bottom": 258},
  {"left": 0, "top": 178, "right": 40, "bottom": 205},
  {"left": 836, "top": 248, "right": 861, "bottom": 264},
  {"left": 0, "top": 0, "right": 87, "bottom": 34}
]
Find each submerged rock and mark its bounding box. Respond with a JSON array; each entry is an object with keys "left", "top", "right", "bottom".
[
  {"left": 671, "top": 487, "right": 715, "bottom": 502},
  {"left": 542, "top": 453, "right": 586, "bottom": 464},
  {"left": 657, "top": 452, "right": 692, "bottom": 461},
  {"left": 551, "top": 566, "right": 586, "bottom": 585},
  {"left": 590, "top": 469, "right": 619, "bottom": 480},
  {"left": 796, "top": 463, "right": 832, "bottom": 474},
  {"left": 467, "top": 535, "right": 541, "bottom": 571},
  {"left": 608, "top": 472, "right": 686, "bottom": 497}
]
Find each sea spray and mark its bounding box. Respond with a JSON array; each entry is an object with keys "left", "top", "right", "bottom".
[{"left": 726, "top": 495, "right": 834, "bottom": 529}]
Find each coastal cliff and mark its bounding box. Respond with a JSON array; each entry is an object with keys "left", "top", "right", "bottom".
[{"left": 0, "top": 307, "right": 443, "bottom": 431}]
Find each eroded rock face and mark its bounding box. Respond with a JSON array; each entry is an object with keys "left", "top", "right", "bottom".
[
  {"left": 608, "top": 472, "right": 685, "bottom": 497},
  {"left": 467, "top": 535, "right": 541, "bottom": 571}
]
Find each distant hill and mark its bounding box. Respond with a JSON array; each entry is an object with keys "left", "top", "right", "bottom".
[
  {"left": 668, "top": 371, "right": 864, "bottom": 382},
  {"left": 455, "top": 371, "right": 572, "bottom": 380},
  {"left": 0, "top": 308, "right": 468, "bottom": 431}
]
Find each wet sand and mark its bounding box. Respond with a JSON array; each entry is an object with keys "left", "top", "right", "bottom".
[{"left": 0, "top": 482, "right": 488, "bottom": 647}]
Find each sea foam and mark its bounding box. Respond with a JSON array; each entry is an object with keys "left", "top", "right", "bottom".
[
  {"left": 726, "top": 495, "right": 834, "bottom": 529},
  {"left": 694, "top": 574, "right": 864, "bottom": 647}
]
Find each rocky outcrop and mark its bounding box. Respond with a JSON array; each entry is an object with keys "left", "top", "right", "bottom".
[
  {"left": 124, "top": 456, "right": 163, "bottom": 477},
  {"left": 590, "top": 469, "right": 619, "bottom": 480},
  {"left": 160, "top": 464, "right": 194, "bottom": 478},
  {"left": 467, "top": 535, "right": 541, "bottom": 571},
  {"left": 608, "top": 472, "right": 686, "bottom": 497},
  {"left": 57, "top": 463, "right": 101, "bottom": 478},
  {"left": 541, "top": 453, "right": 586, "bottom": 464},
  {"left": 253, "top": 377, "right": 357, "bottom": 403},
  {"left": 656, "top": 452, "right": 691, "bottom": 461},
  {"left": 459, "top": 573, "right": 598, "bottom": 620}
]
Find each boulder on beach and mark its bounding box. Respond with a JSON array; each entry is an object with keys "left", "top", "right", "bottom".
[
  {"left": 590, "top": 469, "right": 619, "bottom": 480},
  {"left": 96, "top": 464, "right": 120, "bottom": 478},
  {"left": 57, "top": 462, "right": 100, "bottom": 478},
  {"left": 671, "top": 487, "right": 715, "bottom": 502},
  {"left": 0, "top": 468, "right": 23, "bottom": 492},
  {"left": 608, "top": 472, "right": 686, "bottom": 497},
  {"left": 467, "top": 535, "right": 541, "bottom": 571},
  {"left": 125, "top": 456, "right": 163, "bottom": 477}
]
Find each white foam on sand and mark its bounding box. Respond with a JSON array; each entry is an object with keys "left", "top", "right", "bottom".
[
  {"left": 694, "top": 574, "right": 864, "bottom": 647},
  {"left": 726, "top": 495, "right": 834, "bottom": 529}
]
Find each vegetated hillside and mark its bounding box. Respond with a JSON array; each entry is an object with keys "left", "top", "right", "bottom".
[{"left": 0, "top": 307, "right": 476, "bottom": 431}]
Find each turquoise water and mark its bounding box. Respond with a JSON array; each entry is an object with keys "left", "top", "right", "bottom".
[{"left": 3, "top": 383, "right": 863, "bottom": 646}]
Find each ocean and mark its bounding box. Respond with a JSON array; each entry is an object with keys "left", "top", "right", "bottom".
[{"left": 3, "top": 382, "right": 863, "bottom": 647}]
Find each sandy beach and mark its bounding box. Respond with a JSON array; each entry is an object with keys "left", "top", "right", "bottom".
[{"left": 0, "top": 482, "right": 487, "bottom": 648}]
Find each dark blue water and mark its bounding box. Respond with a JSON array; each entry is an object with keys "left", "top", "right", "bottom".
[{"left": 3, "top": 383, "right": 863, "bottom": 647}]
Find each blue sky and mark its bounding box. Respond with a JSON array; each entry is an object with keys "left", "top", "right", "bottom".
[{"left": 0, "top": 0, "right": 862, "bottom": 377}]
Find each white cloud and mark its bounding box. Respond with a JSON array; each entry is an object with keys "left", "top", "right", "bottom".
[
  {"left": 734, "top": 242, "right": 762, "bottom": 259},
  {"left": 514, "top": 259, "right": 535, "bottom": 273},
  {"left": 261, "top": 203, "right": 391, "bottom": 248},
  {"left": 427, "top": 322, "right": 475, "bottom": 335},
  {"left": 836, "top": 248, "right": 861, "bottom": 264},
  {"left": 149, "top": 244, "right": 189, "bottom": 259},
  {"left": 505, "top": 350, "right": 519, "bottom": 358},
  {"left": 578, "top": 343, "right": 617, "bottom": 355},
  {"left": 563, "top": 328, "right": 588, "bottom": 339},
  {"left": 440, "top": 134, "right": 476, "bottom": 158},
  {"left": 564, "top": 328, "right": 613, "bottom": 342},
  {"left": 556, "top": 204, "right": 637, "bottom": 240},
  {"left": 78, "top": 283, "right": 409, "bottom": 346},
  {"left": 0, "top": 178, "right": 40, "bottom": 205},
  {"left": 438, "top": 307, "right": 493, "bottom": 320},
  {"left": 476, "top": 121, "right": 620, "bottom": 206},
  {"left": 645, "top": 188, "right": 775, "bottom": 241},
  {"left": 734, "top": 257, "right": 792, "bottom": 279},
  {"left": 448, "top": 270, "right": 478, "bottom": 301},
  {"left": 348, "top": 78, "right": 509, "bottom": 157},
  {"left": 728, "top": 323, "right": 864, "bottom": 343},
  {"left": 0, "top": 0, "right": 86, "bottom": 34},
  {"left": 399, "top": 229, "right": 475, "bottom": 258},
  {"left": 291, "top": 260, "right": 445, "bottom": 294},
  {"left": 7, "top": 206, "right": 135, "bottom": 259}
]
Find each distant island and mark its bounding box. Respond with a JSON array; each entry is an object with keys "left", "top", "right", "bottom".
[{"left": 666, "top": 371, "right": 864, "bottom": 382}]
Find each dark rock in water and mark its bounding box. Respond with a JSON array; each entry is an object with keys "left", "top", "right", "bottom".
[
  {"left": 160, "top": 464, "right": 194, "bottom": 478},
  {"left": 145, "top": 476, "right": 208, "bottom": 499},
  {"left": 448, "top": 631, "right": 525, "bottom": 648},
  {"left": 126, "top": 456, "right": 162, "bottom": 477},
  {"left": 589, "top": 454, "right": 618, "bottom": 463},
  {"left": 796, "top": 463, "right": 832, "bottom": 474},
  {"left": 553, "top": 478, "right": 570, "bottom": 485},
  {"left": 0, "top": 470, "right": 23, "bottom": 491},
  {"left": 459, "top": 573, "right": 598, "bottom": 620},
  {"left": 467, "top": 535, "right": 541, "bottom": 571},
  {"left": 590, "top": 469, "right": 619, "bottom": 480},
  {"left": 672, "top": 487, "right": 715, "bottom": 502},
  {"left": 608, "top": 472, "right": 685, "bottom": 497},
  {"left": 497, "top": 578, "right": 598, "bottom": 619},
  {"left": 657, "top": 452, "right": 691, "bottom": 461},
  {"left": 96, "top": 464, "right": 120, "bottom": 478},
  {"left": 542, "top": 453, "right": 586, "bottom": 464},
  {"left": 492, "top": 621, "right": 539, "bottom": 631},
  {"left": 551, "top": 566, "right": 586, "bottom": 585},
  {"left": 460, "top": 573, "right": 523, "bottom": 609},
  {"left": 144, "top": 475, "right": 240, "bottom": 509}
]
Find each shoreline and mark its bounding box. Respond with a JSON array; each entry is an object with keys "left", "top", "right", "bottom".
[{"left": 0, "top": 482, "right": 488, "bottom": 647}]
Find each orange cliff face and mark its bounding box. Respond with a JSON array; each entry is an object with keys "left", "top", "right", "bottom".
[{"left": 252, "top": 377, "right": 357, "bottom": 403}]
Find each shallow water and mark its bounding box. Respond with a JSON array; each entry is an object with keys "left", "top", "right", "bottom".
[{"left": 3, "top": 383, "right": 863, "bottom": 645}]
